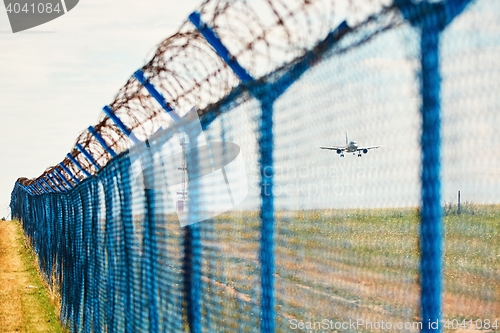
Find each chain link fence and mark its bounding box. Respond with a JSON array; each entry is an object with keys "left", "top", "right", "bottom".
[{"left": 10, "top": 0, "right": 499, "bottom": 332}]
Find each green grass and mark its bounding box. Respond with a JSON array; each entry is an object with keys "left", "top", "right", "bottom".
[
  {"left": 202, "top": 205, "right": 499, "bottom": 332},
  {"left": 14, "top": 205, "right": 496, "bottom": 332},
  {"left": 16, "top": 224, "right": 68, "bottom": 333}
]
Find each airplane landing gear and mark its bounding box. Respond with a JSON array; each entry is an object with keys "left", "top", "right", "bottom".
[{"left": 358, "top": 153, "right": 362, "bottom": 157}]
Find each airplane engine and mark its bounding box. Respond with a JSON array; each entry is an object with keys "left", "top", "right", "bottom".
[
  {"left": 363, "top": 149, "right": 368, "bottom": 154},
  {"left": 336, "top": 149, "right": 342, "bottom": 154}
]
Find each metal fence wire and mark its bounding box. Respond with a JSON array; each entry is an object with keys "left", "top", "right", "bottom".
[{"left": 10, "top": 0, "right": 500, "bottom": 332}]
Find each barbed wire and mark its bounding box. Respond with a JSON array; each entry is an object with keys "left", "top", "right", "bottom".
[{"left": 17, "top": 0, "right": 399, "bottom": 191}]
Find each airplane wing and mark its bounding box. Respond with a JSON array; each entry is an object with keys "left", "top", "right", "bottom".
[
  {"left": 319, "top": 146, "right": 345, "bottom": 151},
  {"left": 357, "top": 145, "right": 382, "bottom": 151}
]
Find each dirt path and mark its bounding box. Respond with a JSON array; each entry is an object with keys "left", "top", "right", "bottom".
[{"left": 0, "top": 221, "right": 65, "bottom": 333}]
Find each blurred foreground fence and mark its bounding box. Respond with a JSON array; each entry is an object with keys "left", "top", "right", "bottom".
[{"left": 10, "top": 0, "right": 500, "bottom": 332}]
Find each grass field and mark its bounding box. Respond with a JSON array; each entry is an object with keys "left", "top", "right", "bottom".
[
  {"left": 9, "top": 204, "right": 496, "bottom": 332},
  {"left": 197, "top": 204, "right": 499, "bottom": 332},
  {"left": 0, "top": 220, "right": 66, "bottom": 333}
]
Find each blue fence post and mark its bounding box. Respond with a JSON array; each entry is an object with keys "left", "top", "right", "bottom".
[
  {"left": 76, "top": 144, "right": 101, "bottom": 172},
  {"left": 37, "top": 181, "right": 47, "bottom": 194},
  {"left": 143, "top": 165, "right": 160, "bottom": 333},
  {"left": 37, "top": 183, "right": 46, "bottom": 194},
  {"left": 101, "top": 168, "right": 118, "bottom": 331},
  {"left": 48, "top": 173, "right": 66, "bottom": 192},
  {"left": 31, "top": 185, "right": 40, "bottom": 195},
  {"left": 187, "top": 16, "right": 255, "bottom": 190},
  {"left": 103, "top": 99, "right": 161, "bottom": 332},
  {"left": 27, "top": 184, "right": 36, "bottom": 195},
  {"left": 419, "top": 24, "right": 443, "bottom": 332},
  {"left": 88, "top": 126, "right": 117, "bottom": 158},
  {"left": 34, "top": 180, "right": 46, "bottom": 194},
  {"left": 81, "top": 182, "right": 96, "bottom": 333},
  {"left": 24, "top": 185, "right": 38, "bottom": 195},
  {"left": 189, "top": 11, "right": 253, "bottom": 84},
  {"left": 133, "top": 70, "right": 181, "bottom": 122},
  {"left": 41, "top": 178, "right": 55, "bottom": 193},
  {"left": 26, "top": 184, "right": 36, "bottom": 195},
  {"left": 394, "top": 1, "right": 473, "bottom": 331},
  {"left": 187, "top": 23, "right": 354, "bottom": 331},
  {"left": 67, "top": 153, "right": 92, "bottom": 178},
  {"left": 182, "top": 223, "right": 201, "bottom": 332},
  {"left": 60, "top": 163, "right": 81, "bottom": 185},
  {"left": 182, "top": 134, "right": 202, "bottom": 333},
  {"left": 29, "top": 182, "right": 38, "bottom": 195},
  {"left": 102, "top": 106, "right": 140, "bottom": 144},
  {"left": 189, "top": 12, "right": 260, "bottom": 333},
  {"left": 43, "top": 181, "right": 53, "bottom": 193},
  {"left": 55, "top": 168, "right": 74, "bottom": 190},
  {"left": 48, "top": 173, "right": 63, "bottom": 192},
  {"left": 56, "top": 174, "right": 72, "bottom": 191},
  {"left": 72, "top": 189, "right": 85, "bottom": 332},
  {"left": 258, "top": 94, "right": 275, "bottom": 333},
  {"left": 57, "top": 174, "right": 71, "bottom": 191},
  {"left": 34, "top": 185, "right": 43, "bottom": 195},
  {"left": 117, "top": 158, "right": 135, "bottom": 333},
  {"left": 89, "top": 179, "right": 102, "bottom": 333}
]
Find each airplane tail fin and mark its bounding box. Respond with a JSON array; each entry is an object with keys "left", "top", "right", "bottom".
[{"left": 345, "top": 132, "right": 348, "bottom": 145}]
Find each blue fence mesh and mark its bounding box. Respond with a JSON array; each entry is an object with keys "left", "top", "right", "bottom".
[{"left": 10, "top": 0, "right": 500, "bottom": 332}]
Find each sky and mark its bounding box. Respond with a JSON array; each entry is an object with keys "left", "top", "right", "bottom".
[
  {"left": 1, "top": 0, "right": 499, "bottom": 218},
  {"left": 0, "top": 0, "right": 202, "bottom": 218},
  {"left": 0, "top": 0, "right": 390, "bottom": 218},
  {"left": 199, "top": 0, "right": 500, "bottom": 212}
]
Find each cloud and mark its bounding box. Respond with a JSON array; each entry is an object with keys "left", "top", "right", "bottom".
[
  {"left": 359, "top": 57, "right": 418, "bottom": 71},
  {"left": 0, "top": 0, "right": 202, "bottom": 217}
]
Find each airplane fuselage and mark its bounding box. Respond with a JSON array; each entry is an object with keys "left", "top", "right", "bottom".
[
  {"left": 319, "top": 133, "right": 381, "bottom": 157},
  {"left": 345, "top": 141, "right": 358, "bottom": 152}
]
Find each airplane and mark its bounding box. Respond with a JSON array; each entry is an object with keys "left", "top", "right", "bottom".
[{"left": 319, "top": 133, "right": 382, "bottom": 157}]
